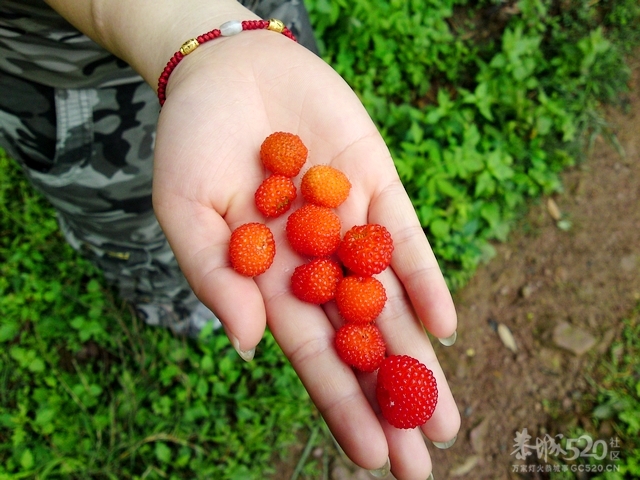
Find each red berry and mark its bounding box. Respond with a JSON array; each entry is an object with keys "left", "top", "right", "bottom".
[
  {"left": 335, "top": 323, "right": 386, "bottom": 372},
  {"left": 228, "top": 223, "right": 276, "bottom": 277},
  {"left": 301, "top": 165, "right": 351, "bottom": 208},
  {"left": 260, "top": 132, "right": 308, "bottom": 177},
  {"left": 255, "top": 174, "right": 297, "bottom": 218},
  {"left": 291, "top": 258, "right": 343, "bottom": 304},
  {"left": 376, "top": 355, "right": 438, "bottom": 429},
  {"left": 286, "top": 204, "right": 342, "bottom": 257},
  {"left": 335, "top": 276, "right": 386, "bottom": 324},
  {"left": 337, "top": 224, "right": 394, "bottom": 276}
]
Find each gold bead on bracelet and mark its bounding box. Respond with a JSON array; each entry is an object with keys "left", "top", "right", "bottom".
[
  {"left": 179, "top": 38, "right": 200, "bottom": 55},
  {"left": 267, "top": 18, "right": 285, "bottom": 33}
]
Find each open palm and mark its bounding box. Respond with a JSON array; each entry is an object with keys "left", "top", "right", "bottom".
[{"left": 152, "top": 30, "right": 459, "bottom": 479}]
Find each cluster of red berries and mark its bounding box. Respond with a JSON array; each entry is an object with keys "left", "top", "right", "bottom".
[{"left": 227, "top": 132, "right": 438, "bottom": 429}]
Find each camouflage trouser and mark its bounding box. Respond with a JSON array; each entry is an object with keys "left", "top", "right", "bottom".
[
  {"left": 0, "top": 1, "right": 317, "bottom": 335},
  {"left": 0, "top": 75, "right": 211, "bottom": 333}
]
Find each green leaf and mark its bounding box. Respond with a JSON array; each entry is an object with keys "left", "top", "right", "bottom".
[
  {"left": 480, "top": 202, "right": 501, "bottom": 229},
  {"left": 475, "top": 171, "right": 496, "bottom": 197},
  {"left": 29, "top": 357, "right": 45, "bottom": 373},
  {"left": 155, "top": 442, "right": 172, "bottom": 464},
  {"left": 436, "top": 178, "right": 461, "bottom": 199},
  {"left": 200, "top": 354, "right": 214, "bottom": 372},
  {"left": 430, "top": 219, "right": 450, "bottom": 239},
  {"left": 535, "top": 115, "right": 553, "bottom": 136},
  {"left": 196, "top": 377, "right": 209, "bottom": 399},
  {"left": 70, "top": 316, "right": 85, "bottom": 330},
  {"left": 0, "top": 321, "right": 19, "bottom": 342},
  {"left": 86, "top": 278, "right": 101, "bottom": 293},
  {"left": 20, "top": 448, "right": 34, "bottom": 470},
  {"left": 486, "top": 150, "right": 514, "bottom": 181}
]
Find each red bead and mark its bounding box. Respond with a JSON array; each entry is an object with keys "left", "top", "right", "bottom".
[{"left": 157, "top": 19, "right": 297, "bottom": 106}]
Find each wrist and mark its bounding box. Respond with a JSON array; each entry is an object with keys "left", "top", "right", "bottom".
[
  {"left": 157, "top": 19, "right": 297, "bottom": 105},
  {"left": 135, "top": 3, "right": 262, "bottom": 88}
]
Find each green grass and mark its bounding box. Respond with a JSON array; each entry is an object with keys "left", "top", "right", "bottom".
[
  {"left": 548, "top": 303, "right": 640, "bottom": 479},
  {"left": 589, "top": 303, "right": 640, "bottom": 478},
  {"left": 0, "top": 152, "right": 322, "bottom": 479}
]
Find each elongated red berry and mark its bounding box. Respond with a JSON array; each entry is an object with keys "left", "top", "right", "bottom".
[
  {"left": 286, "top": 204, "right": 341, "bottom": 257},
  {"left": 228, "top": 223, "right": 276, "bottom": 277},
  {"left": 255, "top": 174, "right": 297, "bottom": 217},
  {"left": 291, "top": 258, "right": 343, "bottom": 304},
  {"left": 337, "top": 224, "right": 394, "bottom": 276},
  {"left": 260, "top": 132, "right": 308, "bottom": 177},
  {"left": 335, "top": 276, "right": 386, "bottom": 324},
  {"left": 335, "top": 323, "right": 386, "bottom": 372},
  {"left": 301, "top": 165, "right": 351, "bottom": 208},
  {"left": 376, "top": 355, "right": 438, "bottom": 429}
]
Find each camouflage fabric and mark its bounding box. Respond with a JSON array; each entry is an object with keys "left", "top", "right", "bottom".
[
  {"left": 239, "top": 0, "right": 318, "bottom": 54},
  {"left": 0, "top": 0, "right": 139, "bottom": 89},
  {"left": 0, "top": 73, "right": 214, "bottom": 336},
  {"left": 0, "top": 0, "right": 317, "bottom": 336}
]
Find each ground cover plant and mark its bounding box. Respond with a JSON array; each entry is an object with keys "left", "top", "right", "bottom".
[
  {"left": 0, "top": 152, "right": 319, "bottom": 478},
  {"left": 588, "top": 304, "right": 640, "bottom": 478},
  {"left": 1, "top": 0, "right": 640, "bottom": 478},
  {"left": 306, "top": 0, "right": 640, "bottom": 289},
  {"left": 548, "top": 303, "right": 640, "bottom": 479}
]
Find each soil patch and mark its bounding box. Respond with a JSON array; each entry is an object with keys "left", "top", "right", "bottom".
[{"left": 429, "top": 60, "right": 640, "bottom": 480}]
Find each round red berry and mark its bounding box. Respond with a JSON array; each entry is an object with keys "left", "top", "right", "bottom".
[
  {"left": 228, "top": 222, "right": 276, "bottom": 277},
  {"left": 376, "top": 355, "right": 438, "bottom": 429},
  {"left": 260, "top": 132, "right": 308, "bottom": 177},
  {"left": 335, "top": 323, "right": 386, "bottom": 372},
  {"left": 291, "top": 258, "right": 344, "bottom": 304},
  {"left": 286, "top": 204, "right": 342, "bottom": 257},
  {"left": 255, "top": 174, "right": 297, "bottom": 218},
  {"left": 337, "top": 224, "right": 394, "bottom": 276},
  {"left": 301, "top": 165, "right": 351, "bottom": 208},
  {"left": 335, "top": 276, "right": 387, "bottom": 324}
]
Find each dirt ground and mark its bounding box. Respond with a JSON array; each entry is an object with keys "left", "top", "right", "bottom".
[{"left": 323, "top": 57, "right": 640, "bottom": 480}]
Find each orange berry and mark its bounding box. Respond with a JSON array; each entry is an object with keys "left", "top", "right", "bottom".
[
  {"left": 301, "top": 165, "right": 351, "bottom": 208},
  {"left": 285, "top": 204, "right": 341, "bottom": 257},
  {"left": 255, "top": 174, "right": 297, "bottom": 218},
  {"left": 338, "top": 224, "right": 394, "bottom": 276},
  {"left": 335, "top": 323, "right": 386, "bottom": 372},
  {"left": 228, "top": 223, "right": 276, "bottom": 277},
  {"left": 335, "top": 276, "right": 387, "bottom": 324},
  {"left": 260, "top": 131, "right": 308, "bottom": 177},
  {"left": 291, "top": 258, "right": 344, "bottom": 304}
]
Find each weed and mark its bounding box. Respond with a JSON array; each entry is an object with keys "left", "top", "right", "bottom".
[
  {"left": 2, "top": 0, "right": 640, "bottom": 477},
  {"left": 0, "top": 153, "right": 321, "bottom": 479},
  {"left": 548, "top": 303, "right": 640, "bottom": 479},
  {"left": 305, "top": 0, "right": 640, "bottom": 289}
]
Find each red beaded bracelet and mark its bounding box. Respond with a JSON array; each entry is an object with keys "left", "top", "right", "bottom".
[{"left": 157, "top": 19, "right": 297, "bottom": 106}]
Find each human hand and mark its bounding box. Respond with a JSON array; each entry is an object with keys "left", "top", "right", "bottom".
[{"left": 152, "top": 30, "right": 460, "bottom": 479}]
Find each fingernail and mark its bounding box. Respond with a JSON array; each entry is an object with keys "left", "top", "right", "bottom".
[
  {"left": 230, "top": 335, "right": 255, "bottom": 362},
  {"left": 432, "top": 435, "right": 457, "bottom": 449},
  {"left": 368, "top": 457, "right": 390, "bottom": 478},
  {"left": 438, "top": 331, "right": 457, "bottom": 346}
]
